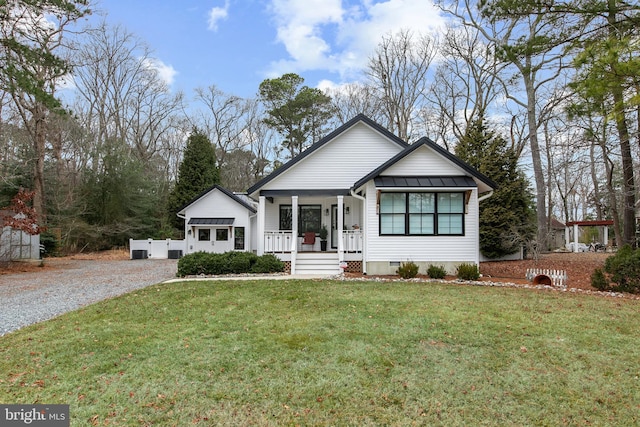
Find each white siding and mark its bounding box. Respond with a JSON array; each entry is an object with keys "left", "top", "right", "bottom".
[
  {"left": 264, "top": 196, "right": 362, "bottom": 231},
  {"left": 384, "top": 145, "right": 462, "bottom": 176},
  {"left": 183, "top": 189, "right": 253, "bottom": 254},
  {"left": 263, "top": 123, "right": 404, "bottom": 190},
  {"left": 364, "top": 181, "right": 480, "bottom": 265}
]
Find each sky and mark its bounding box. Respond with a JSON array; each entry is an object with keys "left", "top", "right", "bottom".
[{"left": 94, "top": 0, "right": 448, "bottom": 99}]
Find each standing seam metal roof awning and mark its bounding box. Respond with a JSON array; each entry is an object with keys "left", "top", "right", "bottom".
[
  {"left": 373, "top": 176, "right": 477, "bottom": 187},
  {"left": 187, "top": 218, "right": 234, "bottom": 225}
]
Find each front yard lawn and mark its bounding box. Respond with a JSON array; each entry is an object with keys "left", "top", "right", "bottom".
[{"left": 1, "top": 279, "right": 639, "bottom": 425}]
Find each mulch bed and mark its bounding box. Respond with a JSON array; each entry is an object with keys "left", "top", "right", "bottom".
[{"left": 479, "top": 251, "right": 609, "bottom": 291}]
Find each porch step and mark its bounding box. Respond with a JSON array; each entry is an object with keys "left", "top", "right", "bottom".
[{"left": 294, "top": 252, "right": 341, "bottom": 275}]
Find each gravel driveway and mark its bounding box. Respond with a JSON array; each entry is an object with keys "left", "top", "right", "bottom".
[{"left": 0, "top": 259, "right": 177, "bottom": 336}]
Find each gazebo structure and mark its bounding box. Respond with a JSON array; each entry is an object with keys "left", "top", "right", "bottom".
[{"left": 565, "top": 220, "right": 614, "bottom": 252}]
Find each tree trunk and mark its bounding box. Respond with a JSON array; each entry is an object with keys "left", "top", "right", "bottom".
[
  {"left": 607, "top": 0, "right": 637, "bottom": 247},
  {"left": 32, "top": 104, "right": 48, "bottom": 224},
  {"left": 524, "top": 72, "right": 548, "bottom": 249}
]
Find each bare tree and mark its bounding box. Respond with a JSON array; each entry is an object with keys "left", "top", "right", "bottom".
[
  {"left": 423, "top": 24, "right": 506, "bottom": 149},
  {"left": 438, "top": 0, "right": 570, "bottom": 249},
  {"left": 325, "top": 82, "right": 385, "bottom": 126},
  {"left": 73, "top": 22, "right": 183, "bottom": 167},
  {"left": 0, "top": 1, "right": 87, "bottom": 221},
  {"left": 366, "top": 29, "right": 437, "bottom": 142},
  {"left": 192, "top": 85, "right": 252, "bottom": 170}
]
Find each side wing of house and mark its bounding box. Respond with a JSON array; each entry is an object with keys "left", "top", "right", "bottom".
[
  {"left": 178, "top": 186, "right": 256, "bottom": 255},
  {"left": 353, "top": 138, "right": 496, "bottom": 275}
]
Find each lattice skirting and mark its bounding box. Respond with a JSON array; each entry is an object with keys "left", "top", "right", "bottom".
[
  {"left": 344, "top": 261, "right": 362, "bottom": 273},
  {"left": 283, "top": 261, "right": 291, "bottom": 273}
]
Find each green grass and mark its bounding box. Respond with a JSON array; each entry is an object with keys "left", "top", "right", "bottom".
[{"left": 1, "top": 280, "right": 639, "bottom": 426}]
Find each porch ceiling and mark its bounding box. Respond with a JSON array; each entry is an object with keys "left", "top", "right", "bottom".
[{"left": 260, "top": 189, "right": 351, "bottom": 197}]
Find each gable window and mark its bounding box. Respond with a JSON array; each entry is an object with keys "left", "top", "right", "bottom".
[
  {"left": 380, "top": 192, "right": 464, "bottom": 236},
  {"left": 279, "top": 204, "right": 322, "bottom": 236},
  {"left": 216, "top": 228, "right": 229, "bottom": 241},
  {"left": 198, "top": 229, "right": 210, "bottom": 241}
]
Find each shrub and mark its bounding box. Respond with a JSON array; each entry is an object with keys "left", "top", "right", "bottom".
[
  {"left": 225, "top": 251, "right": 259, "bottom": 274},
  {"left": 251, "top": 254, "right": 285, "bottom": 274},
  {"left": 177, "top": 251, "right": 213, "bottom": 276},
  {"left": 593, "top": 245, "right": 640, "bottom": 293},
  {"left": 590, "top": 268, "right": 610, "bottom": 291},
  {"left": 178, "top": 251, "right": 284, "bottom": 276},
  {"left": 397, "top": 261, "right": 419, "bottom": 279},
  {"left": 39, "top": 231, "right": 59, "bottom": 257},
  {"left": 456, "top": 263, "right": 480, "bottom": 281},
  {"left": 427, "top": 264, "right": 447, "bottom": 279}
]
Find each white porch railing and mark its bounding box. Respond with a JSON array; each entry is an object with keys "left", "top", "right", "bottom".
[
  {"left": 342, "top": 230, "right": 362, "bottom": 253},
  {"left": 264, "top": 231, "right": 294, "bottom": 253}
]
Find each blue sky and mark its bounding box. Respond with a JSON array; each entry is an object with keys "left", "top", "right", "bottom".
[{"left": 94, "top": 0, "right": 447, "bottom": 98}]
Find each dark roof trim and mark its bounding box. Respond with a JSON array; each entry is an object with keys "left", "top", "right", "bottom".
[
  {"left": 188, "top": 217, "right": 234, "bottom": 225},
  {"left": 352, "top": 137, "right": 497, "bottom": 191},
  {"left": 246, "top": 114, "right": 409, "bottom": 195},
  {"left": 178, "top": 184, "right": 257, "bottom": 214},
  {"left": 374, "top": 176, "right": 477, "bottom": 188},
  {"left": 260, "top": 189, "right": 351, "bottom": 197}
]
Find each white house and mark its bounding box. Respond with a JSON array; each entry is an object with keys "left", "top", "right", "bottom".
[
  {"left": 177, "top": 185, "right": 256, "bottom": 255},
  {"left": 178, "top": 114, "right": 496, "bottom": 275}
]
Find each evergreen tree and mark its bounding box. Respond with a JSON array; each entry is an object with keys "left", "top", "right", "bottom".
[
  {"left": 258, "top": 73, "right": 334, "bottom": 159},
  {"left": 456, "top": 118, "right": 535, "bottom": 258},
  {"left": 168, "top": 129, "right": 220, "bottom": 230}
]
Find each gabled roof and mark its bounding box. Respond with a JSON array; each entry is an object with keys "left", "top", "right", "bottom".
[
  {"left": 246, "top": 114, "right": 409, "bottom": 195},
  {"left": 351, "top": 137, "right": 497, "bottom": 192},
  {"left": 177, "top": 184, "right": 257, "bottom": 214}
]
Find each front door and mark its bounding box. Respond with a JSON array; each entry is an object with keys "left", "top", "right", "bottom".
[
  {"left": 331, "top": 205, "right": 338, "bottom": 249},
  {"left": 330, "top": 205, "right": 345, "bottom": 250}
]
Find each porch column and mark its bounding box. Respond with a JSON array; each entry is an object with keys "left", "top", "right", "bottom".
[
  {"left": 337, "top": 195, "right": 344, "bottom": 261},
  {"left": 573, "top": 223, "right": 579, "bottom": 252},
  {"left": 564, "top": 226, "right": 570, "bottom": 250},
  {"left": 257, "top": 196, "right": 265, "bottom": 255},
  {"left": 291, "top": 196, "right": 298, "bottom": 274},
  {"left": 603, "top": 226, "right": 608, "bottom": 248}
]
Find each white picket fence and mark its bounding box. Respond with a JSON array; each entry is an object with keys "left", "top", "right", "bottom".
[{"left": 525, "top": 268, "right": 568, "bottom": 288}]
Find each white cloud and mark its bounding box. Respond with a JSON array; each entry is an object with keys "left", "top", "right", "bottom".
[
  {"left": 143, "top": 58, "right": 178, "bottom": 86},
  {"left": 208, "top": 1, "right": 230, "bottom": 31},
  {"left": 266, "top": 0, "right": 448, "bottom": 83}
]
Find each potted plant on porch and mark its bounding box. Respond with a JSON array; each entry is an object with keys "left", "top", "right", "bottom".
[{"left": 319, "top": 225, "right": 328, "bottom": 251}]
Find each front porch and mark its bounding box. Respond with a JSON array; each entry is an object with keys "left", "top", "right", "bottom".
[{"left": 256, "top": 192, "right": 365, "bottom": 274}]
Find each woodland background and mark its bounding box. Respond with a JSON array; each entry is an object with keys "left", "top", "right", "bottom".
[{"left": 1, "top": 0, "right": 638, "bottom": 254}]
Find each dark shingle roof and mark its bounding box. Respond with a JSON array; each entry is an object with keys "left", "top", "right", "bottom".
[{"left": 187, "top": 217, "right": 234, "bottom": 225}]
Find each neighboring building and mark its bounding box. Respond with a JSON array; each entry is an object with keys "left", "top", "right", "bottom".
[
  {"left": 549, "top": 218, "right": 567, "bottom": 250},
  {"left": 178, "top": 114, "right": 496, "bottom": 275},
  {"left": 0, "top": 210, "right": 41, "bottom": 261}
]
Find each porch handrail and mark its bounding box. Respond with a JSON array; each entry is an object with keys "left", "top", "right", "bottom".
[
  {"left": 342, "top": 229, "right": 362, "bottom": 253},
  {"left": 263, "top": 230, "right": 293, "bottom": 253}
]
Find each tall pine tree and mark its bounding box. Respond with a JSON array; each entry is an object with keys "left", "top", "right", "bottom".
[
  {"left": 168, "top": 129, "right": 220, "bottom": 230},
  {"left": 456, "top": 118, "right": 535, "bottom": 258}
]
